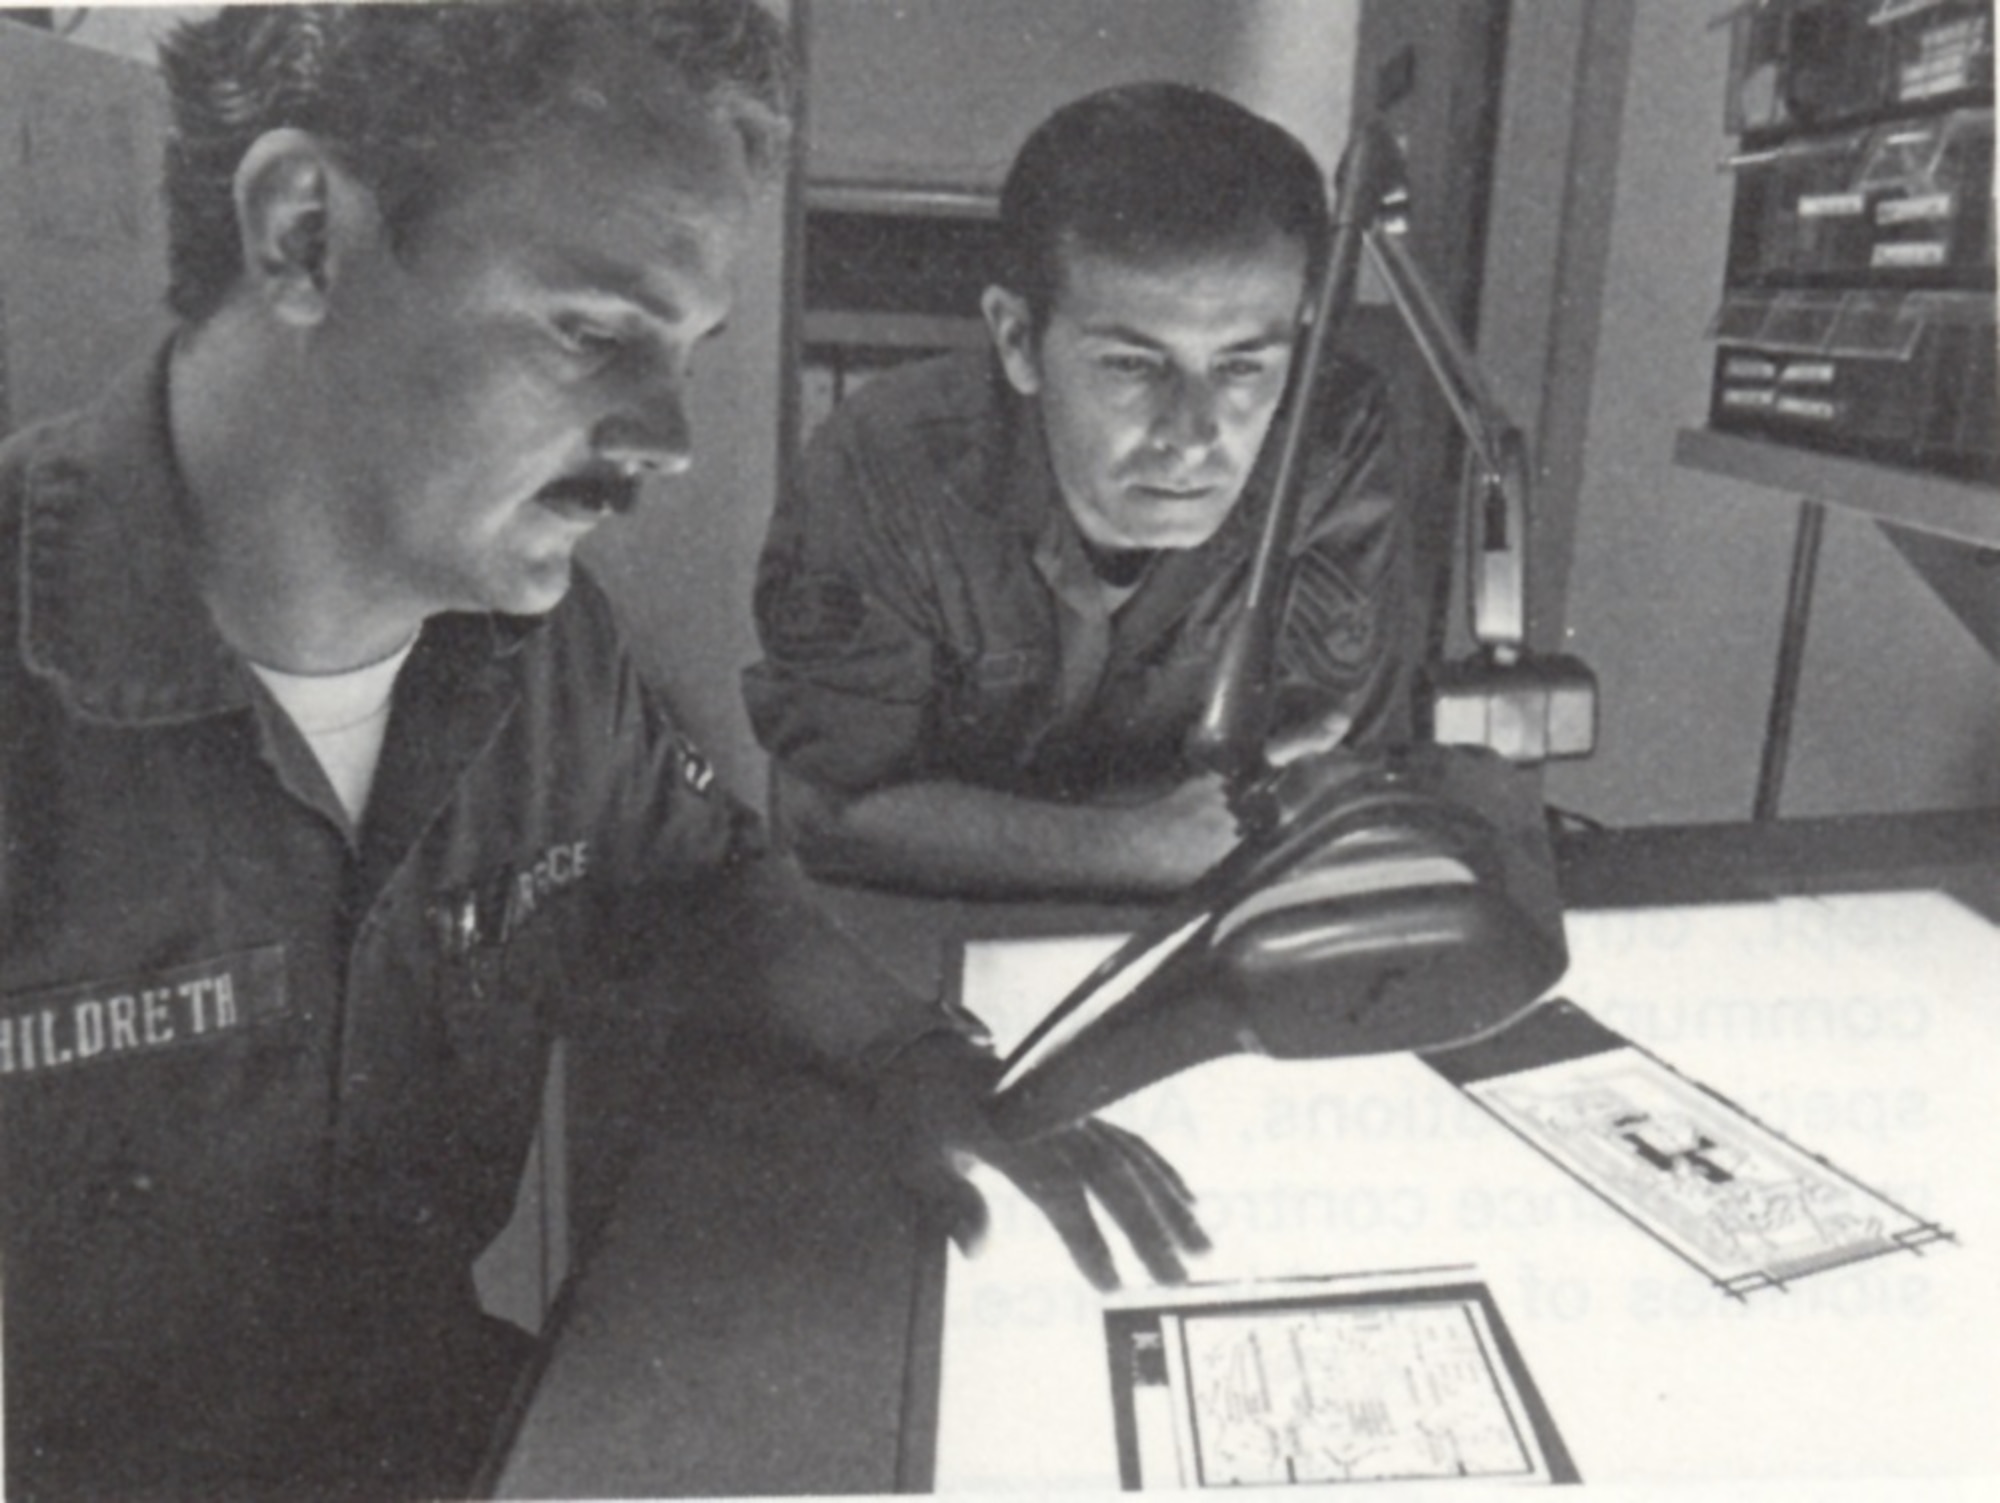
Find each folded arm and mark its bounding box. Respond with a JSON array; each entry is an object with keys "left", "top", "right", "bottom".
[{"left": 770, "top": 759, "right": 1241, "bottom": 901}]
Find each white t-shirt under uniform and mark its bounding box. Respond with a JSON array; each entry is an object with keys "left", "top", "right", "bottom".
[{"left": 248, "top": 640, "right": 416, "bottom": 828}]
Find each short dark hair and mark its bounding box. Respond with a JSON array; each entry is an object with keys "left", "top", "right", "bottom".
[
  {"left": 158, "top": 0, "right": 794, "bottom": 324},
  {"left": 995, "top": 82, "right": 1329, "bottom": 328}
]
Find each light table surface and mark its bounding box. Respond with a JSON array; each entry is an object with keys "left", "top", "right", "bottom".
[
  {"left": 932, "top": 889, "right": 2000, "bottom": 1493},
  {"left": 492, "top": 810, "right": 2000, "bottom": 1498}
]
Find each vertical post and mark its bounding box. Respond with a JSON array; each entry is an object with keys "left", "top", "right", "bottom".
[{"left": 1754, "top": 499, "right": 1826, "bottom": 821}]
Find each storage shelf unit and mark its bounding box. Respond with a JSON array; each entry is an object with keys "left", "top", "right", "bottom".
[
  {"left": 1706, "top": 0, "right": 1994, "bottom": 481},
  {"left": 801, "top": 309, "right": 987, "bottom": 354},
  {"left": 1674, "top": 424, "right": 2000, "bottom": 545},
  {"left": 797, "top": 179, "right": 1000, "bottom": 436},
  {"left": 1689, "top": 3, "right": 1997, "bottom": 819}
]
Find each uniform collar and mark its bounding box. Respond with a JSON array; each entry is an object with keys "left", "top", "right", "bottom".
[
  {"left": 18, "top": 339, "right": 542, "bottom": 727},
  {"left": 17, "top": 339, "right": 250, "bottom": 725}
]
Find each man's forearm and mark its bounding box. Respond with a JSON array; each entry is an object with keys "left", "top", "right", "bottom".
[{"left": 776, "top": 769, "right": 1234, "bottom": 900}]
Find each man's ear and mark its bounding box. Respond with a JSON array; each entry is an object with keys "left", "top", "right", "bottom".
[
  {"left": 980, "top": 285, "right": 1042, "bottom": 397},
  {"left": 232, "top": 128, "right": 374, "bottom": 326}
]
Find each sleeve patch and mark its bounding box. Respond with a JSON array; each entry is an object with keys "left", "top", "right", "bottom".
[{"left": 1283, "top": 551, "right": 1377, "bottom": 679}]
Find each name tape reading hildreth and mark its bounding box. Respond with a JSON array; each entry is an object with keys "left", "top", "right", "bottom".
[{"left": 0, "top": 945, "right": 288, "bottom": 1079}]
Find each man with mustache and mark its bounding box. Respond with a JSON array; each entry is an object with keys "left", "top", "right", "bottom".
[
  {"left": 0, "top": 5, "right": 1203, "bottom": 1498},
  {"left": 747, "top": 82, "right": 1413, "bottom": 899}
]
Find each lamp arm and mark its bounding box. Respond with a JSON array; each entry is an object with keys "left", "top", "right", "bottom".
[
  {"left": 1189, "top": 115, "right": 1541, "bottom": 789},
  {"left": 1362, "top": 226, "right": 1530, "bottom": 657},
  {"left": 1360, "top": 227, "right": 1519, "bottom": 492},
  {"left": 1185, "top": 117, "right": 1402, "bottom": 783}
]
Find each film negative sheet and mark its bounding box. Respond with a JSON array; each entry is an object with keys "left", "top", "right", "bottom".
[
  {"left": 1425, "top": 998, "right": 1953, "bottom": 1296},
  {"left": 1105, "top": 1274, "right": 1574, "bottom": 1490}
]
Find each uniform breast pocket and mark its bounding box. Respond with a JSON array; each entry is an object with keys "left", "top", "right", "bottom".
[
  {"left": 422, "top": 890, "right": 571, "bottom": 1232},
  {"left": 1, "top": 943, "right": 317, "bottom": 1359},
  {"left": 1120, "top": 619, "right": 1229, "bottom": 722},
  {"left": 1158, "top": 611, "right": 1231, "bottom": 668},
  {"left": 427, "top": 863, "right": 579, "bottom": 1106},
  {"left": 435, "top": 933, "right": 548, "bottom": 1089}
]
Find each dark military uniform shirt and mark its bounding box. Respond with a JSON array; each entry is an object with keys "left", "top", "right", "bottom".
[
  {"left": 744, "top": 350, "right": 1413, "bottom": 803},
  {"left": 0, "top": 348, "right": 819, "bottom": 1497}
]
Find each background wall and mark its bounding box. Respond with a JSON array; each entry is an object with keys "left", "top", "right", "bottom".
[
  {"left": 807, "top": 0, "right": 1358, "bottom": 193},
  {"left": 16, "top": 6, "right": 203, "bottom": 62}
]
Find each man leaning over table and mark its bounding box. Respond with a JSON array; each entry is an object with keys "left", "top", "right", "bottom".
[{"left": 0, "top": 5, "right": 1206, "bottom": 1498}]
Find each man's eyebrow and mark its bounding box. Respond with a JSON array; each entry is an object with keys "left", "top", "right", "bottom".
[
  {"left": 543, "top": 249, "right": 701, "bottom": 329},
  {"left": 1218, "top": 329, "right": 1296, "bottom": 353},
  {"left": 572, "top": 278, "right": 688, "bottom": 329},
  {"left": 1074, "top": 321, "right": 1170, "bottom": 348},
  {"left": 1076, "top": 321, "right": 1296, "bottom": 353}
]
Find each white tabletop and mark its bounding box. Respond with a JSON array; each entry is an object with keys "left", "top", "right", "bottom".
[{"left": 933, "top": 890, "right": 2000, "bottom": 1496}]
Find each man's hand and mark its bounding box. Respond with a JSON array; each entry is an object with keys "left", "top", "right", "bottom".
[
  {"left": 1111, "top": 771, "right": 1242, "bottom": 887},
  {"left": 867, "top": 1031, "right": 1210, "bottom": 1290}
]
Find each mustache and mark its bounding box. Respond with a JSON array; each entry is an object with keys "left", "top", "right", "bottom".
[{"left": 534, "top": 470, "right": 642, "bottom": 516}]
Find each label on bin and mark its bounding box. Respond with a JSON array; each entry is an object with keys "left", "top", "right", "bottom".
[
  {"left": 1878, "top": 193, "right": 1955, "bottom": 225},
  {"left": 1776, "top": 394, "right": 1841, "bottom": 422},
  {"left": 1723, "top": 355, "right": 1780, "bottom": 381},
  {"left": 1721, "top": 387, "right": 1778, "bottom": 410},
  {"left": 1873, "top": 241, "right": 1949, "bottom": 267}
]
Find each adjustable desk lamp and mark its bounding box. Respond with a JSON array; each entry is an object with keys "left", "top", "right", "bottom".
[{"left": 989, "top": 120, "right": 1592, "bottom": 1140}]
